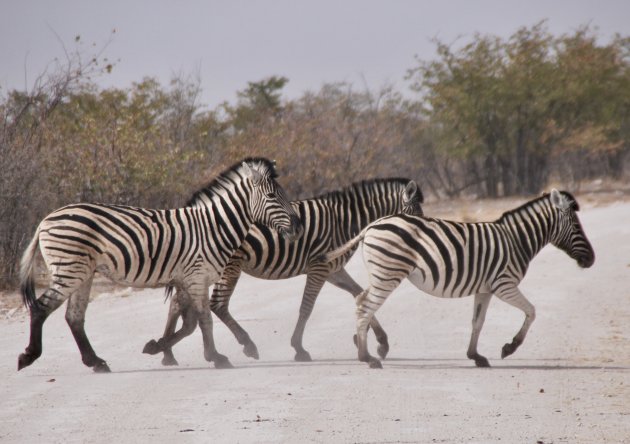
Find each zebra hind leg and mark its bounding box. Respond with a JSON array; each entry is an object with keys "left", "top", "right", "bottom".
[
  {"left": 290, "top": 271, "right": 328, "bottom": 362},
  {"left": 18, "top": 288, "right": 67, "bottom": 370},
  {"left": 144, "top": 304, "right": 198, "bottom": 364},
  {"left": 65, "top": 278, "right": 111, "bottom": 373},
  {"left": 355, "top": 288, "right": 384, "bottom": 369},
  {"left": 327, "top": 269, "right": 390, "bottom": 360},
  {"left": 143, "top": 291, "right": 185, "bottom": 366},
  {"left": 466, "top": 293, "right": 492, "bottom": 368}
]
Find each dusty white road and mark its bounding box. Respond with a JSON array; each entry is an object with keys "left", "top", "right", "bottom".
[{"left": 1, "top": 200, "right": 629, "bottom": 443}]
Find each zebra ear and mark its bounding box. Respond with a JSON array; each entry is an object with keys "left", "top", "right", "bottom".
[
  {"left": 242, "top": 161, "right": 264, "bottom": 186},
  {"left": 550, "top": 189, "right": 570, "bottom": 211},
  {"left": 403, "top": 181, "right": 418, "bottom": 203}
]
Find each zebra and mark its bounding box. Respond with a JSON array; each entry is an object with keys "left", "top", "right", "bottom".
[
  {"left": 144, "top": 178, "right": 424, "bottom": 365},
  {"left": 17, "top": 157, "right": 301, "bottom": 373},
  {"left": 322, "top": 189, "right": 595, "bottom": 368}
]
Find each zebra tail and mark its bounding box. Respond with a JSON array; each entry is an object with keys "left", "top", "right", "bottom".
[
  {"left": 19, "top": 229, "right": 41, "bottom": 310},
  {"left": 319, "top": 228, "right": 368, "bottom": 263}
]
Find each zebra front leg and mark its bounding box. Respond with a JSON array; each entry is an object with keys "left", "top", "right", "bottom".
[
  {"left": 18, "top": 288, "right": 67, "bottom": 370},
  {"left": 191, "top": 288, "right": 233, "bottom": 369},
  {"left": 494, "top": 286, "right": 536, "bottom": 359},
  {"left": 290, "top": 271, "right": 327, "bottom": 361},
  {"left": 327, "top": 268, "right": 390, "bottom": 359},
  {"left": 210, "top": 262, "right": 259, "bottom": 359},
  {"left": 466, "top": 293, "right": 492, "bottom": 368},
  {"left": 65, "top": 279, "right": 110, "bottom": 373}
]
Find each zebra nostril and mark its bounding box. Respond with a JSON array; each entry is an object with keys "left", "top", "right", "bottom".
[{"left": 578, "top": 254, "right": 594, "bottom": 268}]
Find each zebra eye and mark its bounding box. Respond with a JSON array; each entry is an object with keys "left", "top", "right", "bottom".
[{"left": 265, "top": 192, "right": 276, "bottom": 199}]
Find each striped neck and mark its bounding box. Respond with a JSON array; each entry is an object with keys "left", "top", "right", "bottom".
[
  {"left": 497, "top": 196, "right": 557, "bottom": 270},
  {"left": 326, "top": 179, "right": 408, "bottom": 239},
  {"left": 186, "top": 168, "right": 257, "bottom": 244}
]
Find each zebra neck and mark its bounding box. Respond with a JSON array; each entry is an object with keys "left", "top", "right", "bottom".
[
  {"left": 499, "top": 202, "right": 554, "bottom": 268},
  {"left": 197, "top": 181, "right": 255, "bottom": 244},
  {"left": 339, "top": 188, "right": 400, "bottom": 238}
]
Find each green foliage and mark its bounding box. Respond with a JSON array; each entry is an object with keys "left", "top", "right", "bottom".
[
  {"left": 223, "top": 76, "right": 289, "bottom": 131},
  {"left": 408, "top": 22, "right": 630, "bottom": 196}
]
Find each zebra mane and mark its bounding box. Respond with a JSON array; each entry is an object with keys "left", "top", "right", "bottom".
[
  {"left": 185, "top": 157, "right": 278, "bottom": 207},
  {"left": 309, "top": 177, "right": 417, "bottom": 202},
  {"left": 496, "top": 190, "right": 579, "bottom": 222}
]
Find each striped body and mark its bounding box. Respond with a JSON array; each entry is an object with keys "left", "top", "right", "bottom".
[
  {"left": 154, "top": 178, "right": 423, "bottom": 364},
  {"left": 234, "top": 178, "right": 423, "bottom": 278},
  {"left": 18, "top": 158, "right": 301, "bottom": 372},
  {"left": 38, "top": 204, "right": 245, "bottom": 289},
  {"left": 324, "top": 190, "right": 595, "bottom": 368}
]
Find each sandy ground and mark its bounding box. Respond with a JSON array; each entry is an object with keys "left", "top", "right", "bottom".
[{"left": 0, "top": 198, "right": 629, "bottom": 443}]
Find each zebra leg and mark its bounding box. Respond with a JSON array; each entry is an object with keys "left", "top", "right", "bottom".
[
  {"left": 327, "top": 268, "right": 390, "bottom": 359},
  {"left": 290, "top": 270, "right": 328, "bottom": 362},
  {"left": 190, "top": 287, "right": 233, "bottom": 369},
  {"left": 494, "top": 286, "right": 536, "bottom": 359},
  {"left": 145, "top": 302, "right": 199, "bottom": 362},
  {"left": 65, "top": 278, "right": 111, "bottom": 373},
  {"left": 18, "top": 288, "right": 67, "bottom": 370},
  {"left": 210, "top": 261, "right": 259, "bottom": 359},
  {"left": 466, "top": 293, "right": 492, "bottom": 368},
  {"left": 355, "top": 288, "right": 384, "bottom": 369},
  {"left": 143, "top": 291, "right": 186, "bottom": 366},
  {"left": 159, "top": 297, "right": 181, "bottom": 366}
]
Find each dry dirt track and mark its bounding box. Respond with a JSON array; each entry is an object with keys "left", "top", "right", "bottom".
[{"left": 0, "top": 199, "right": 629, "bottom": 443}]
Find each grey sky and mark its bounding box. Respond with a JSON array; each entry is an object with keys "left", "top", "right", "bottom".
[{"left": 1, "top": 0, "right": 628, "bottom": 108}]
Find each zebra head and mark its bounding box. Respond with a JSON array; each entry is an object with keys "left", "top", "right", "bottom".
[
  {"left": 241, "top": 159, "right": 303, "bottom": 241},
  {"left": 402, "top": 180, "right": 424, "bottom": 216},
  {"left": 548, "top": 189, "right": 595, "bottom": 269}
]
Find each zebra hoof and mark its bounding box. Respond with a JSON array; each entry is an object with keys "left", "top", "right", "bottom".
[
  {"left": 368, "top": 358, "right": 383, "bottom": 369},
  {"left": 213, "top": 354, "right": 234, "bottom": 369},
  {"left": 17, "top": 352, "right": 39, "bottom": 371},
  {"left": 294, "top": 350, "right": 312, "bottom": 362},
  {"left": 501, "top": 339, "right": 521, "bottom": 359},
  {"left": 161, "top": 355, "right": 179, "bottom": 366},
  {"left": 93, "top": 361, "right": 111, "bottom": 373},
  {"left": 243, "top": 343, "right": 259, "bottom": 360},
  {"left": 142, "top": 339, "right": 161, "bottom": 355},
  {"left": 377, "top": 343, "right": 389, "bottom": 360},
  {"left": 474, "top": 356, "right": 491, "bottom": 368}
]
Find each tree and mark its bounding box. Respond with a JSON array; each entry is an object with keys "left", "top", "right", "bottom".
[
  {"left": 0, "top": 37, "right": 115, "bottom": 287},
  {"left": 223, "top": 76, "right": 289, "bottom": 131},
  {"left": 408, "top": 22, "right": 630, "bottom": 197}
]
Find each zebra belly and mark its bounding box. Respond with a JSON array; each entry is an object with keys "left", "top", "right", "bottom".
[{"left": 406, "top": 267, "right": 491, "bottom": 298}]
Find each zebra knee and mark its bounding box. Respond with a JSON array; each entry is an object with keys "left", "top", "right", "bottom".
[
  {"left": 180, "top": 311, "right": 199, "bottom": 335},
  {"left": 527, "top": 306, "right": 536, "bottom": 323},
  {"left": 209, "top": 297, "right": 227, "bottom": 315},
  {"left": 64, "top": 308, "right": 85, "bottom": 330}
]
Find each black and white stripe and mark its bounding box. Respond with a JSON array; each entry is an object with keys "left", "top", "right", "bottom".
[
  {"left": 151, "top": 178, "right": 423, "bottom": 365},
  {"left": 323, "top": 189, "right": 595, "bottom": 368},
  {"left": 18, "top": 157, "right": 301, "bottom": 372}
]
